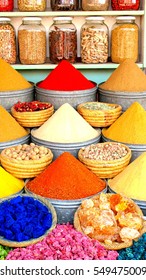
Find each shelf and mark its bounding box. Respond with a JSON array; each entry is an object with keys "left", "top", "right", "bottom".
[
  {"left": 0, "top": 9, "right": 144, "bottom": 17},
  {"left": 12, "top": 61, "right": 144, "bottom": 70}
]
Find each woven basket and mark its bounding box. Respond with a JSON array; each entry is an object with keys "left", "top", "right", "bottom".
[
  {"left": 11, "top": 104, "right": 54, "bottom": 128},
  {"left": 77, "top": 102, "right": 122, "bottom": 127},
  {"left": 0, "top": 193, "right": 57, "bottom": 247},
  {"left": 0, "top": 148, "right": 53, "bottom": 178},
  {"left": 78, "top": 142, "right": 131, "bottom": 179},
  {"left": 74, "top": 193, "right": 146, "bottom": 250}
]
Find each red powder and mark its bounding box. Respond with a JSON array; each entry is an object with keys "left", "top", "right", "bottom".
[{"left": 38, "top": 60, "right": 95, "bottom": 91}]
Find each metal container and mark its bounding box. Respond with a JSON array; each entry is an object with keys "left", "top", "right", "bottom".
[
  {"left": 102, "top": 133, "right": 146, "bottom": 162},
  {"left": 25, "top": 186, "right": 107, "bottom": 224},
  {"left": 108, "top": 187, "right": 146, "bottom": 217},
  {"left": 31, "top": 129, "right": 101, "bottom": 160},
  {"left": 0, "top": 133, "right": 30, "bottom": 152},
  {"left": 35, "top": 82, "right": 97, "bottom": 110},
  {"left": 98, "top": 84, "right": 146, "bottom": 111},
  {"left": 0, "top": 83, "right": 34, "bottom": 112}
]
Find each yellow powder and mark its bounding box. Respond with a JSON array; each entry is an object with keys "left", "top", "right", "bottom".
[
  {"left": 32, "top": 103, "right": 100, "bottom": 143},
  {"left": 102, "top": 102, "right": 146, "bottom": 144},
  {"left": 0, "top": 58, "right": 32, "bottom": 91},
  {"left": 0, "top": 105, "right": 28, "bottom": 142},
  {"left": 108, "top": 152, "right": 146, "bottom": 201},
  {"left": 0, "top": 166, "right": 24, "bottom": 198},
  {"left": 100, "top": 59, "right": 146, "bottom": 92}
]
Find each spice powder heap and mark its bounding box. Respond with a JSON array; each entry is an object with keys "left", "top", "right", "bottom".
[
  {"left": 0, "top": 105, "right": 28, "bottom": 142},
  {"left": 38, "top": 60, "right": 95, "bottom": 91},
  {"left": 31, "top": 103, "right": 99, "bottom": 143},
  {"left": 0, "top": 58, "right": 32, "bottom": 91},
  {"left": 99, "top": 59, "right": 146, "bottom": 92},
  {"left": 102, "top": 102, "right": 146, "bottom": 144},
  {"left": 26, "top": 152, "right": 106, "bottom": 200},
  {"left": 108, "top": 152, "right": 146, "bottom": 201}
]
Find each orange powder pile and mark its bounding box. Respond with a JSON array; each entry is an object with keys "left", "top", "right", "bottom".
[
  {"left": 26, "top": 152, "right": 106, "bottom": 200},
  {"left": 100, "top": 59, "right": 146, "bottom": 92}
]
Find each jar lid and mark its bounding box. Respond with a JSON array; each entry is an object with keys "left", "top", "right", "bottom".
[
  {"left": 85, "top": 17, "right": 105, "bottom": 21},
  {"left": 53, "top": 17, "right": 73, "bottom": 21},
  {"left": 0, "top": 18, "right": 11, "bottom": 22},
  {"left": 22, "top": 17, "right": 42, "bottom": 21},
  {"left": 116, "top": 16, "right": 136, "bottom": 21}
]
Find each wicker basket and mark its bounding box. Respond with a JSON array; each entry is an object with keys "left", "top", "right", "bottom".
[
  {"left": 0, "top": 147, "right": 53, "bottom": 179},
  {"left": 77, "top": 101, "right": 122, "bottom": 127},
  {"left": 0, "top": 193, "right": 57, "bottom": 247},
  {"left": 74, "top": 193, "right": 146, "bottom": 250},
  {"left": 11, "top": 103, "right": 54, "bottom": 128},
  {"left": 78, "top": 142, "right": 131, "bottom": 179}
]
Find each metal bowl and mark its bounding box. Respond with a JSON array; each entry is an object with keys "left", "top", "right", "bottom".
[
  {"left": 35, "top": 81, "right": 98, "bottom": 110},
  {"left": 0, "top": 82, "right": 34, "bottom": 112},
  {"left": 0, "top": 133, "right": 30, "bottom": 153},
  {"left": 25, "top": 186, "right": 107, "bottom": 224},
  {"left": 31, "top": 129, "right": 101, "bottom": 160},
  {"left": 98, "top": 83, "right": 146, "bottom": 112}
]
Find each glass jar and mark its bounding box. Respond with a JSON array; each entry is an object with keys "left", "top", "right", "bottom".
[
  {"left": 51, "top": 0, "right": 79, "bottom": 11},
  {"left": 18, "top": 0, "right": 46, "bottom": 11},
  {"left": 0, "top": 18, "right": 16, "bottom": 64},
  {"left": 0, "top": 0, "right": 13, "bottom": 11},
  {"left": 49, "top": 17, "right": 77, "bottom": 64},
  {"left": 81, "top": 17, "right": 109, "bottom": 63},
  {"left": 82, "top": 0, "right": 109, "bottom": 11},
  {"left": 18, "top": 17, "right": 46, "bottom": 65},
  {"left": 111, "top": 16, "right": 139, "bottom": 63},
  {"left": 111, "top": 0, "right": 140, "bottom": 10}
]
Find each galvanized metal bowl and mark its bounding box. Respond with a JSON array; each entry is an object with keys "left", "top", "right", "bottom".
[
  {"left": 25, "top": 186, "right": 107, "bottom": 224},
  {"left": 35, "top": 81, "right": 98, "bottom": 110},
  {"left": 31, "top": 128, "right": 101, "bottom": 160},
  {"left": 98, "top": 83, "right": 146, "bottom": 112},
  {"left": 102, "top": 130, "right": 146, "bottom": 162},
  {"left": 0, "top": 133, "right": 30, "bottom": 153},
  {"left": 0, "top": 82, "right": 34, "bottom": 112}
]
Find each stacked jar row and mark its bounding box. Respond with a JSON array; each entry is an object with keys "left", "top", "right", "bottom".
[
  {"left": 0, "top": 16, "right": 139, "bottom": 65},
  {"left": 0, "top": 0, "right": 141, "bottom": 12}
]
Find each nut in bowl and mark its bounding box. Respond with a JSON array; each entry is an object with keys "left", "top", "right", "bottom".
[
  {"left": 74, "top": 193, "right": 146, "bottom": 250},
  {"left": 78, "top": 142, "right": 132, "bottom": 179},
  {"left": 77, "top": 101, "right": 122, "bottom": 127},
  {"left": 0, "top": 143, "right": 53, "bottom": 178},
  {"left": 11, "top": 101, "right": 54, "bottom": 128}
]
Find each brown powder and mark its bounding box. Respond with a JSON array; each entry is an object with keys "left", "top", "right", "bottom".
[{"left": 100, "top": 59, "right": 146, "bottom": 92}]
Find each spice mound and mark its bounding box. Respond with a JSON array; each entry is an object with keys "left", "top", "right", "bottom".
[
  {"left": 74, "top": 193, "right": 146, "bottom": 250},
  {"left": 102, "top": 102, "right": 146, "bottom": 144},
  {"left": 0, "top": 105, "right": 28, "bottom": 142},
  {"left": 13, "top": 101, "right": 53, "bottom": 112},
  {"left": 6, "top": 224, "right": 118, "bottom": 260},
  {"left": 0, "top": 58, "right": 32, "bottom": 91},
  {"left": 0, "top": 167, "right": 24, "bottom": 199},
  {"left": 31, "top": 103, "right": 100, "bottom": 143},
  {"left": 0, "top": 195, "right": 55, "bottom": 244},
  {"left": 99, "top": 59, "right": 146, "bottom": 92},
  {"left": 37, "top": 60, "right": 95, "bottom": 91},
  {"left": 0, "top": 245, "right": 12, "bottom": 260},
  {"left": 26, "top": 152, "right": 106, "bottom": 200},
  {"left": 108, "top": 152, "right": 146, "bottom": 201},
  {"left": 0, "top": 143, "right": 53, "bottom": 179}
]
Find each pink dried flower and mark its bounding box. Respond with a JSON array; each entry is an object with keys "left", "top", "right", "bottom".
[{"left": 6, "top": 223, "right": 118, "bottom": 260}]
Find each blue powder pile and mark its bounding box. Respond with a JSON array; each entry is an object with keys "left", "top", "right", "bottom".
[
  {"left": 118, "top": 233, "right": 146, "bottom": 260},
  {"left": 0, "top": 196, "right": 52, "bottom": 242}
]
